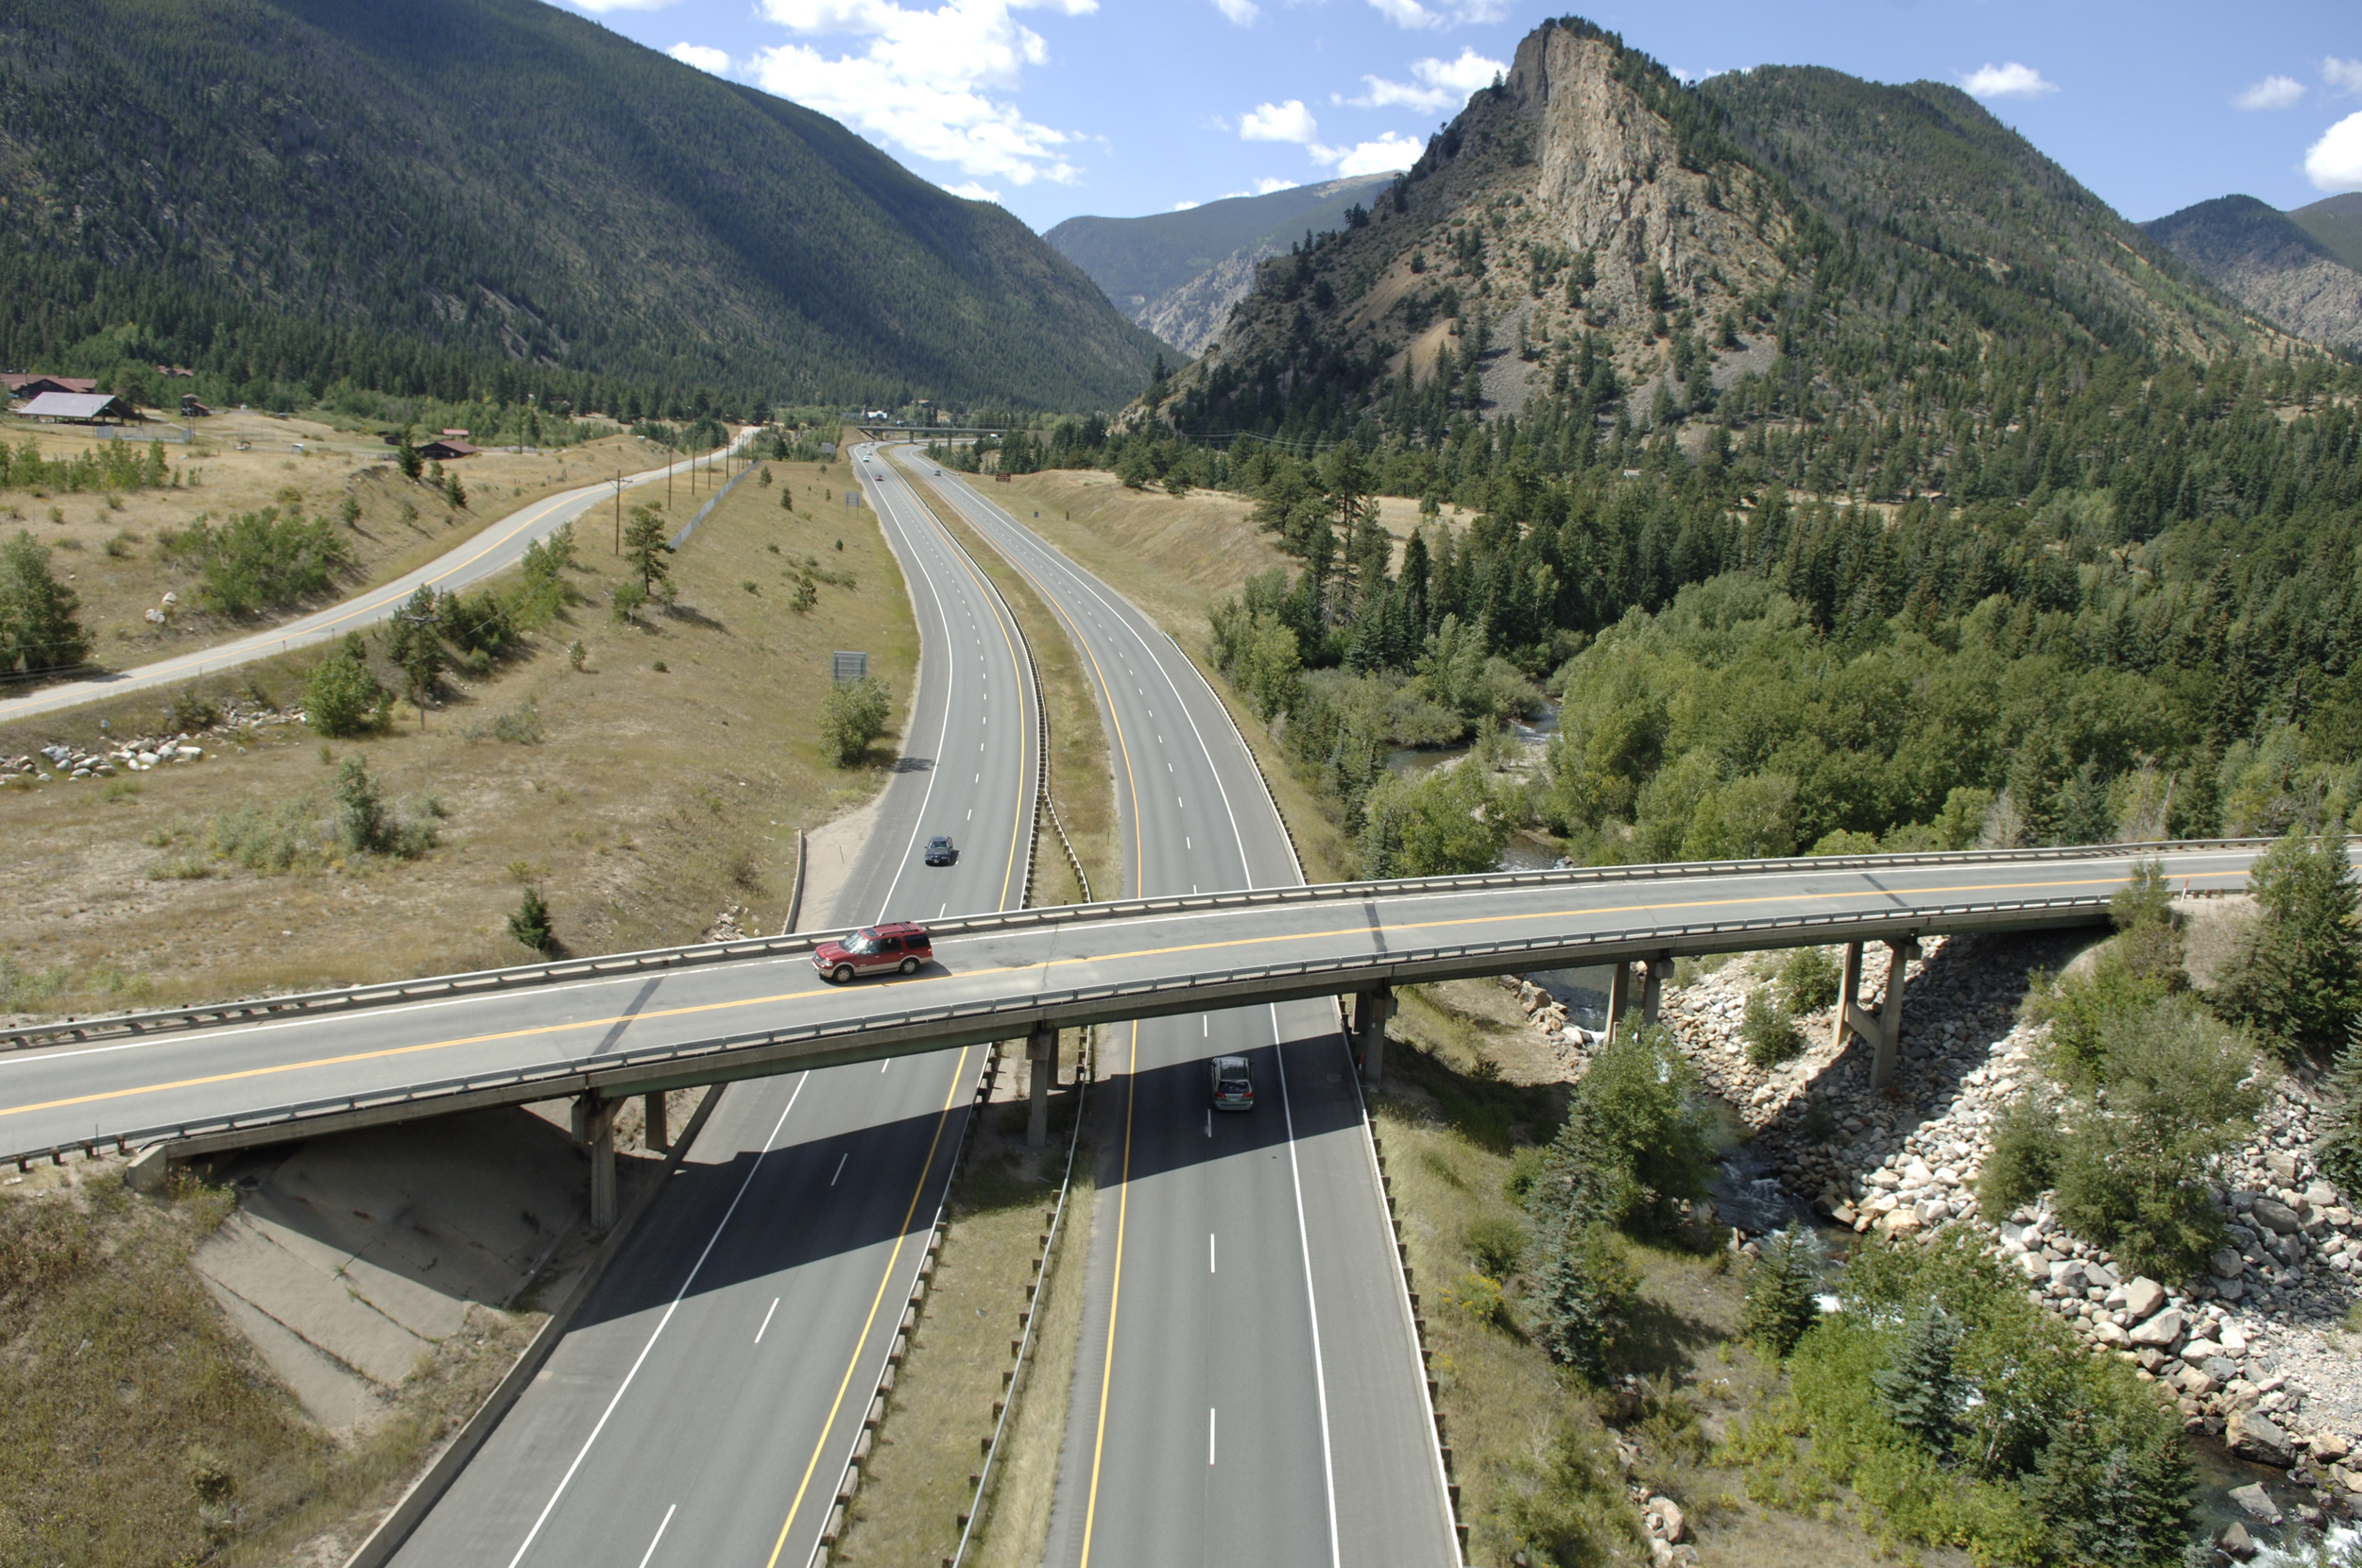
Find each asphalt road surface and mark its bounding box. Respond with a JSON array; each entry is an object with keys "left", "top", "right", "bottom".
[
  {"left": 0, "top": 844, "right": 2268, "bottom": 1166},
  {"left": 0, "top": 436, "right": 748, "bottom": 726},
  {"left": 379, "top": 441, "right": 1036, "bottom": 1568},
  {"left": 896, "top": 449, "right": 1461, "bottom": 1568}
]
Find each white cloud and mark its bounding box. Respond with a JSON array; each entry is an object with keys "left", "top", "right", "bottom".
[
  {"left": 1309, "top": 130, "right": 1422, "bottom": 177},
  {"left": 1361, "top": 0, "right": 1504, "bottom": 29},
  {"left": 1255, "top": 177, "right": 1299, "bottom": 195},
  {"left": 1212, "top": 0, "right": 1258, "bottom": 25},
  {"left": 2307, "top": 111, "right": 2362, "bottom": 192},
  {"left": 2234, "top": 75, "right": 2305, "bottom": 111},
  {"left": 2329, "top": 58, "right": 2362, "bottom": 95},
  {"left": 1960, "top": 61, "right": 2058, "bottom": 101},
  {"left": 748, "top": 0, "right": 1096, "bottom": 187},
  {"left": 946, "top": 180, "right": 1002, "bottom": 200},
  {"left": 1241, "top": 98, "right": 1319, "bottom": 143},
  {"left": 667, "top": 42, "right": 732, "bottom": 74},
  {"left": 1350, "top": 46, "right": 1504, "bottom": 111}
]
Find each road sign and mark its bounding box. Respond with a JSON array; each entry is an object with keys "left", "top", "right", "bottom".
[{"left": 832, "top": 652, "right": 868, "bottom": 683}]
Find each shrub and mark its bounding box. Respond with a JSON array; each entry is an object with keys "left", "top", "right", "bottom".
[
  {"left": 1498, "top": 1422, "right": 1646, "bottom": 1567},
  {"left": 334, "top": 755, "right": 388, "bottom": 855},
  {"left": 203, "top": 797, "right": 322, "bottom": 873},
  {"left": 0, "top": 528, "right": 91, "bottom": 673},
  {"left": 1465, "top": 1212, "right": 1527, "bottom": 1276},
  {"left": 820, "top": 675, "right": 894, "bottom": 766},
  {"left": 1440, "top": 1270, "right": 1509, "bottom": 1328},
  {"left": 1776, "top": 946, "right": 1840, "bottom": 1014},
  {"left": 178, "top": 508, "right": 351, "bottom": 615},
  {"left": 509, "top": 886, "right": 556, "bottom": 954},
  {"left": 1977, "top": 1096, "right": 2063, "bottom": 1215},
  {"left": 1784, "top": 1230, "right": 2193, "bottom": 1565},
  {"left": 1741, "top": 988, "right": 1805, "bottom": 1065},
  {"left": 2051, "top": 996, "right": 2258, "bottom": 1281},
  {"left": 1742, "top": 1223, "right": 1821, "bottom": 1357},
  {"left": 2318, "top": 1022, "right": 2362, "bottom": 1194},
  {"left": 304, "top": 652, "right": 388, "bottom": 738},
  {"left": 2213, "top": 828, "right": 2362, "bottom": 1058},
  {"left": 610, "top": 579, "right": 647, "bottom": 625},
  {"left": 1531, "top": 1019, "right": 1718, "bottom": 1236},
  {"left": 1359, "top": 759, "right": 1511, "bottom": 878},
  {"left": 2031, "top": 861, "right": 2186, "bottom": 1087}
]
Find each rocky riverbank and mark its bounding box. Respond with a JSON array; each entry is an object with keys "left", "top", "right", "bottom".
[{"left": 1497, "top": 920, "right": 2362, "bottom": 1525}]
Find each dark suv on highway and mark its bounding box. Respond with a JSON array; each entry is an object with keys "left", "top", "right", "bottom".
[{"left": 813, "top": 922, "right": 933, "bottom": 983}]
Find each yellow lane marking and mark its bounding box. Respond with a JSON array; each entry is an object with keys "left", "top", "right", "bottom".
[
  {"left": 1078, "top": 1021, "right": 1139, "bottom": 1568},
  {"left": 0, "top": 868, "right": 2250, "bottom": 1124},
  {"left": 762, "top": 1046, "right": 971, "bottom": 1567}
]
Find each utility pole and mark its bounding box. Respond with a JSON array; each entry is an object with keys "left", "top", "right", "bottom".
[{"left": 613, "top": 469, "right": 624, "bottom": 554}]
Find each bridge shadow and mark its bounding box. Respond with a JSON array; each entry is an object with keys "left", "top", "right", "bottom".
[{"left": 565, "top": 1019, "right": 1364, "bottom": 1330}]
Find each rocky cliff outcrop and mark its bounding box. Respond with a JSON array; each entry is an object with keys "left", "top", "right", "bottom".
[{"left": 2145, "top": 195, "right": 2362, "bottom": 356}]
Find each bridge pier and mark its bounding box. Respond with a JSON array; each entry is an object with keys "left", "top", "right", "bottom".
[
  {"left": 1026, "top": 1022, "right": 1055, "bottom": 1150},
  {"left": 1642, "top": 955, "right": 1673, "bottom": 1024},
  {"left": 1354, "top": 985, "right": 1394, "bottom": 1085},
  {"left": 574, "top": 1094, "right": 618, "bottom": 1230},
  {"left": 643, "top": 1091, "right": 669, "bottom": 1155},
  {"left": 1832, "top": 938, "right": 1920, "bottom": 1092},
  {"left": 1605, "top": 963, "right": 1633, "bottom": 1042}
]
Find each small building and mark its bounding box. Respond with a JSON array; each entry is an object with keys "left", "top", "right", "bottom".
[
  {"left": 4, "top": 372, "right": 99, "bottom": 400},
  {"left": 180, "top": 393, "right": 214, "bottom": 418},
  {"left": 417, "top": 437, "right": 481, "bottom": 460},
  {"left": 17, "top": 391, "right": 138, "bottom": 424},
  {"left": 154, "top": 365, "right": 196, "bottom": 380}
]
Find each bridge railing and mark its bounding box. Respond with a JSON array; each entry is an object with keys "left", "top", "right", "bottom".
[
  {"left": 17, "top": 885, "right": 2135, "bottom": 1168},
  {"left": 0, "top": 838, "right": 2277, "bottom": 1053}
]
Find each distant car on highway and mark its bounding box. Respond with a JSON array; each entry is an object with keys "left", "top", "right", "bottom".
[
  {"left": 813, "top": 922, "right": 932, "bottom": 983},
  {"left": 1209, "top": 1054, "right": 1255, "bottom": 1112},
  {"left": 924, "top": 835, "right": 957, "bottom": 866}
]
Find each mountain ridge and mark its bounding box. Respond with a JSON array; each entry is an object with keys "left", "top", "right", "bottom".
[
  {"left": 2142, "top": 195, "right": 2362, "bottom": 357},
  {"left": 0, "top": 0, "right": 1163, "bottom": 410}
]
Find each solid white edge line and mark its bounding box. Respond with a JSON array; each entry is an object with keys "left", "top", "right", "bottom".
[
  {"left": 865, "top": 469, "right": 965, "bottom": 924},
  {"left": 635, "top": 1503, "right": 677, "bottom": 1568},
  {"left": 1270, "top": 1002, "right": 1342, "bottom": 1568},
  {"left": 505, "top": 1073, "right": 810, "bottom": 1568}
]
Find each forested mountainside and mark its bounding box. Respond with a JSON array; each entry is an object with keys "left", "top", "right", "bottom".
[
  {"left": 988, "top": 16, "right": 2362, "bottom": 877},
  {"left": 0, "top": 0, "right": 1163, "bottom": 413},
  {"left": 2292, "top": 193, "right": 2362, "bottom": 275},
  {"left": 2145, "top": 196, "right": 2362, "bottom": 357},
  {"left": 1047, "top": 175, "right": 1395, "bottom": 357}
]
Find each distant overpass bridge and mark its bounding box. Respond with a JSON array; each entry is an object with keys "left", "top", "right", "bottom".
[
  {"left": 0, "top": 842, "right": 2268, "bottom": 1211},
  {"left": 854, "top": 424, "right": 1007, "bottom": 439}
]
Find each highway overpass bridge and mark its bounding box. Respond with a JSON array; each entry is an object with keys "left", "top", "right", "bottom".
[{"left": 0, "top": 840, "right": 2265, "bottom": 1213}]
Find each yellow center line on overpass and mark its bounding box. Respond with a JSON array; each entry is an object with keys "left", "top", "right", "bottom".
[{"left": 0, "top": 867, "right": 2246, "bottom": 1126}]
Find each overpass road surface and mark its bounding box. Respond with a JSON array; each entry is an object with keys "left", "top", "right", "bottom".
[
  {"left": 0, "top": 434, "right": 751, "bottom": 726},
  {"left": 375, "top": 440, "right": 1038, "bottom": 1566},
  {"left": 0, "top": 846, "right": 2269, "bottom": 1171},
  {"left": 899, "top": 447, "right": 1463, "bottom": 1565}
]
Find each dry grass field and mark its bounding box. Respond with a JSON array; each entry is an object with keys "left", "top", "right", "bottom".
[
  {"left": 0, "top": 455, "right": 914, "bottom": 1020},
  {"left": 0, "top": 410, "right": 683, "bottom": 669}
]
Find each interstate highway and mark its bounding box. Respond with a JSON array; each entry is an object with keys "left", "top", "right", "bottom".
[
  {"left": 899, "top": 446, "right": 1463, "bottom": 1567},
  {"left": 380, "top": 440, "right": 1036, "bottom": 1566}
]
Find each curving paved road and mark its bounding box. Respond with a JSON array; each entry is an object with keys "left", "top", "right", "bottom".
[
  {"left": 378, "top": 441, "right": 1037, "bottom": 1568},
  {"left": 898, "top": 449, "right": 1464, "bottom": 1566},
  {"left": 0, "top": 435, "right": 750, "bottom": 726}
]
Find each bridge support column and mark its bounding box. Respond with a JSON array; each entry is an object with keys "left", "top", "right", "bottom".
[
  {"left": 575, "top": 1095, "right": 618, "bottom": 1230},
  {"left": 1026, "top": 1023, "right": 1056, "bottom": 1150},
  {"left": 1868, "top": 938, "right": 1921, "bottom": 1093},
  {"left": 643, "top": 1092, "right": 669, "bottom": 1155},
  {"left": 1641, "top": 955, "right": 1674, "bottom": 1024},
  {"left": 1605, "top": 963, "right": 1634, "bottom": 1044},
  {"left": 1355, "top": 985, "right": 1394, "bottom": 1086}
]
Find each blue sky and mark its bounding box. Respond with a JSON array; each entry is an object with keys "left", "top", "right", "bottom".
[{"left": 559, "top": 0, "right": 2362, "bottom": 232}]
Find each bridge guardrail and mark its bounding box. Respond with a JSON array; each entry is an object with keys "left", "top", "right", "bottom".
[
  {"left": 0, "top": 837, "right": 2277, "bottom": 1052},
  {"left": 12, "top": 887, "right": 2128, "bottom": 1169}
]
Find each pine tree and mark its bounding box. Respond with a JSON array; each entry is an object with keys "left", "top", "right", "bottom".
[
  {"left": 623, "top": 504, "right": 673, "bottom": 593},
  {"left": 1530, "top": 1221, "right": 1637, "bottom": 1382},
  {"left": 1741, "top": 1223, "right": 1821, "bottom": 1357},
  {"left": 508, "top": 885, "right": 556, "bottom": 954},
  {"left": 2317, "top": 1018, "right": 2362, "bottom": 1193},
  {"left": 1872, "top": 1304, "right": 1962, "bottom": 1454}
]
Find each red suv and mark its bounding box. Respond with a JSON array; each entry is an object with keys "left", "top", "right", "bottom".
[{"left": 813, "top": 922, "right": 933, "bottom": 983}]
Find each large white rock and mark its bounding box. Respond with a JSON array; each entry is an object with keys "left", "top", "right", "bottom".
[{"left": 2128, "top": 1308, "right": 2185, "bottom": 1350}]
